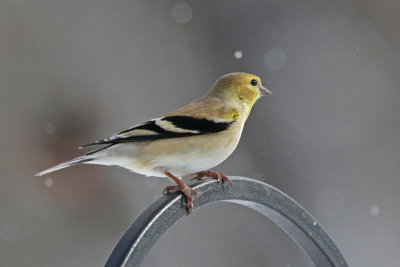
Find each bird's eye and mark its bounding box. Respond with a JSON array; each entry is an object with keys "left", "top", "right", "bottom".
[{"left": 250, "top": 79, "right": 258, "bottom": 87}]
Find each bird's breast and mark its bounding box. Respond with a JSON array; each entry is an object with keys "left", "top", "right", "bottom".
[{"left": 125, "top": 121, "right": 244, "bottom": 177}]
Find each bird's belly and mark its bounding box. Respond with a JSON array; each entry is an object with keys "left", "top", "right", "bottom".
[
  {"left": 118, "top": 130, "right": 241, "bottom": 177},
  {"left": 148, "top": 147, "right": 230, "bottom": 176}
]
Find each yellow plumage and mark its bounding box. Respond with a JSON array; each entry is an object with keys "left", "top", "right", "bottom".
[{"left": 36, "top": 72, "right": 271, "bottom": 214}]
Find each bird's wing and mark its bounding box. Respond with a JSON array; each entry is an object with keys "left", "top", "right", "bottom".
[
  {"left": 81, "top": 99, "right": 239, "bottom": 148},
  {"left": 81, "top": 116, "right": 234, "bottom": 148}
]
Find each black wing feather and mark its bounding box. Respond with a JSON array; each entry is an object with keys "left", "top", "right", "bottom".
[
  {"left": 163, "top": 116, "right": 231, "bottom": 133},
  {"left": 81, "top": 116, "right": 233, "bottom": 147}
]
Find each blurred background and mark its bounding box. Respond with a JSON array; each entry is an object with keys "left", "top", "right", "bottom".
[{"left": 1, "top": 0, "right": 399, "bottom": 266}]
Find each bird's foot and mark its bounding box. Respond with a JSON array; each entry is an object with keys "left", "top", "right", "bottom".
[
  {"left": 191, "top": 170, "right": 233, "bottom": 189},
  {"left": 163, "top": 171, "right": 199, "bottom": 215}
]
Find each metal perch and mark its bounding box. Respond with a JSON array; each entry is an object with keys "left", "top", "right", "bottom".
[{"left": 105, "top": 176, "right": 348, "bottom": 267}]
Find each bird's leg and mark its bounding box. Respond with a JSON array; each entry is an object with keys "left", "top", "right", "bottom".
[
  {"left": 162, "top": 171, "right": 199, "bottom": 215},
  {"left": 190, "top": 170, "right": 233, "bottom": 189}
]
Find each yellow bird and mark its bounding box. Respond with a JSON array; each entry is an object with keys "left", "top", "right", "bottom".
[{"left": 36, "top": 72, "right": 271, "bottom": 214}]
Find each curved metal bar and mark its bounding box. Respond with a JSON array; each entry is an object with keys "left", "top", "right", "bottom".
[{"left": 105, "top": 177, "right": 348, "bottom": 267}]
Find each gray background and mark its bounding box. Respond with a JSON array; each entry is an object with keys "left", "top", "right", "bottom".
[{"left": 1, "top": 0, "right": 399, "bottom": 266}]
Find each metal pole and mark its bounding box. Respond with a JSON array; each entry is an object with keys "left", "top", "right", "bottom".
[{"left": 105, "top": 176, "right": 348, "bottom": 267}]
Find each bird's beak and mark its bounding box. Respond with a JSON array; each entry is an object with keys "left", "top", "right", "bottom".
[{"left": 259, "top": 85, "right": 272, "bottom": 97}]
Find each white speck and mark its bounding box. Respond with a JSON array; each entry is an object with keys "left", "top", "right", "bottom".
[
  {"left": 314, "top": 187, "right": 344, "bottom": 218},
  {"left": 171, "top": 3, "right": 192, "bottom": 24},
  {"left": 370, "top": 204, "right": 380, "bottom": 216},
  {"left": 264, "top": 47, "right": 286, "bottom": 71},
  {"left": 355, "top": 48, "right": 360, "bottom": 52},
  {"left": 44, "top": 178, "right": 53, "bottom": 187},
  {"left": 0, "top": 222, "right": 19, "bottom": 242},
  {"left": 313, "top": 221, "right": 317, "bottom": 226},
  {"left": 45, "top": 123, "right": 56, "bottom": 135},
  {"left": 234, "top": 50, "right": 243, "bottom": 59}
]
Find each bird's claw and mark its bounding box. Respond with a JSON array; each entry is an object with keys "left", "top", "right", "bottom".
[
  {"left": 162, "top": 184, "right": 199, "bottom": 215},
  {"left": 191, "top": 170, "right": 233, "bottom": 189}
]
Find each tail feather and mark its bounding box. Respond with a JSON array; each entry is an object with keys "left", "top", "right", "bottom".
[{"left": 35, "top": 156, "right": 93, "bottom": 176}]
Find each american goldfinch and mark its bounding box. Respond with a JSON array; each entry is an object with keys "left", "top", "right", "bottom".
[{"left": 36, "top": 72, "right": 271, "bottom": 214}]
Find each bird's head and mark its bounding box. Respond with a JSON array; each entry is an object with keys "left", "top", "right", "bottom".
[{"left": 207, "top": 72, "right": 271, "bottom": 114}]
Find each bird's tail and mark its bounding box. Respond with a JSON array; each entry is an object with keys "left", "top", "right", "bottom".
[{"left": 35, "top": 156, "right": 94, "bottom": 176}]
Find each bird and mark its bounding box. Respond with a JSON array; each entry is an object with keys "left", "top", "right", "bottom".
[{"left": 36, "top": 72, "right": 271, "bottom": 215}]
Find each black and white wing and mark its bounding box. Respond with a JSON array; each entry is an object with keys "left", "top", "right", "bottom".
[{"left": 81, "top": 116, "right": 235, "bottom": 149}]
